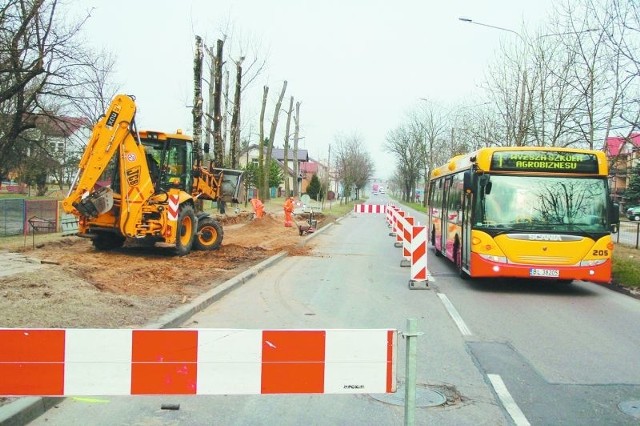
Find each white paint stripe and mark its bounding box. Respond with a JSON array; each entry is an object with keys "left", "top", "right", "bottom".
[
  {"left": 197, "top": 329, "right": 262, "bottom": 395},
  {"left": 324, "top": 329, "right": 391, "bottom": 394},
  {"left": 437, "top": 293, "right": 472, "bottom": 336},
  {"left": 487, "top": 374, "right": 531, "bottom": 426},
  {"left": 65, "top": 329, "right": 132, "bottom": 395}
]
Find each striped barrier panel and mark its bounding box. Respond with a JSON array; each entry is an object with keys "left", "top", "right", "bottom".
[
  {"left": 409, "top": 225, "right": 429, "bottom": 289},
  {"left": 0, "top": 328, "right": 397, "bottom": 396},
  {"left": 401, "top": 216, "right": 414, "bottom": 267},
  {"left": 386, "top": 203, "right": 396, "bottom": 227},
  {"left": 394, "top": 210, "right": 405, "bottom": 247},
  {"left": 353, "top": 204, "right": 386, "bottom": 214},
  {"left": 389, "top": 207, "right": 399, "bottom": 237}
]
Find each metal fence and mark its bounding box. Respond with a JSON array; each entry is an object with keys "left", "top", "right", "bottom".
[
  {"left": 0, "top": 199, "right": 59, "bottom": 237},
  {"left": 615, "top": 221, "right": 640, "bottom": 249}
]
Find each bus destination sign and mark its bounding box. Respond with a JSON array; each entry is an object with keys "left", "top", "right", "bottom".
[{"left": 490, "top": 150, "right": 599, "bottom": 173}]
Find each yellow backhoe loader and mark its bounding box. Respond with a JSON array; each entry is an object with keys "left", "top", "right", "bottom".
[{"left": 62, "top": 94, "right": 243, "bottom": 256}]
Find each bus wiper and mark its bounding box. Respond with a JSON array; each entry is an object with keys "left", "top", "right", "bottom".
[
  {"left": 547, "top": 222, "right": 598, "bottom": 239},
  {"left": 567, "top": 223, "right": 599, "bottom": 240}
]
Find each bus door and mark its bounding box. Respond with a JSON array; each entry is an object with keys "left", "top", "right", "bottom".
[
  {"left": 460, "top": 190, "right": 472, "bottom": 273},
  {"left": 441, "top": 177, "right": 451, "bottom": 255}
]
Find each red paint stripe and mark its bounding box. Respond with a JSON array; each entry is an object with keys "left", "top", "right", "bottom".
[
  {"left": 0, "top": 329, "right": 65, "bottom": 395},
  {"left": 261, "top": 330, "right": 325, "bottom": 394},
  {"left": 414, "top": 267, "right": 427, "bottom": 280},
  {"left": 386, "top": 330, "right": 394, "bottom": 393},
  {"left": 131, "top": 330, "right": 198, "bottom": 394},
  {"left": 413, "top": 242, "right": 426, "bottom": 263}
]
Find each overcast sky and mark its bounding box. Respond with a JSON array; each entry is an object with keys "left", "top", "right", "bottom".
[{"left": 70, "top": 0, "right": 555, "bottom": 179}]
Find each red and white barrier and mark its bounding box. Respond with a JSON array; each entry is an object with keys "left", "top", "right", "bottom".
[
  {"left": 0, "top": 328, "right": 397, "bottom": 396},
  {"left": 393, "top": 210, "right": 405, "bottom": 246},
  {"left": 354, "top": 204, "right": 386, "bottom": 214},
  {"left": 409, "top": 225, "right": 429, "bottom": 289},
  {"left": 401, "top": 216, "right": 414, "bottom": 267},
  {"left": 384, "top": 205, "right": 431, "bottom": 289}
]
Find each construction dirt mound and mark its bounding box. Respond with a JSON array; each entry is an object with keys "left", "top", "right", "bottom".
[{"left": 0, "top": 211, "right": 335, "bottom": 329}]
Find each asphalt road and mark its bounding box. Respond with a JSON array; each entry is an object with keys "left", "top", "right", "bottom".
[{"left": 25, "top": 202, "right": 640, "bottom": 425}]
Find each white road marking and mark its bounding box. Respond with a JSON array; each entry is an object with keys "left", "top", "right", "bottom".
[
  {"left": 487, "top": 374, "right": 531, "bottom": 426},
  {"left": 436, "top": 293, "right": 472, "bottom": 336}
]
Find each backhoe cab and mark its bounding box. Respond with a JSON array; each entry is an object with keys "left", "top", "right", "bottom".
[{"left": 62, "top": 94, "right": 243, "bottom": 256}]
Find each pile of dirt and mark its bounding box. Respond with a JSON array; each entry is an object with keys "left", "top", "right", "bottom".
[{"left": 0, "top": 211, "right": 333, "bottom": 329}]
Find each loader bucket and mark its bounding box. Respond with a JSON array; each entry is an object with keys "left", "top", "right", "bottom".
[{"left": 212, "top": 168, "right": 244, "bottom": 202}]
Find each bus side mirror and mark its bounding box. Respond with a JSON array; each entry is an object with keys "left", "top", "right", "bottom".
[
  {"left": 463, "top": 171, "right": 475, "bottom": 194},
  {"left": 609, "top": 202, "right": 620, "bottom": 233},
  {"left": 477, "top": 174, "right": 492, "bottom": 195}
]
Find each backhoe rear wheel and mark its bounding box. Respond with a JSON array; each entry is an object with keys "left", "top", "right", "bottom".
[
  {"left": 175, "top": 205, "right": 196, "bottom": 256},
  {"left": 194, "top": 217, "right": 223, "bottom": 251}
]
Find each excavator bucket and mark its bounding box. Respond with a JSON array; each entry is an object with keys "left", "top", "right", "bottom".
[
  {"left": 212, "top": 168, "right": 244, "bottom": 202},
  {"left": 74, "top": 186, "right": 114, "bottom": 218}
]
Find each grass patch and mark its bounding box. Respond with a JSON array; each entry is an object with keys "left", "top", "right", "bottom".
[{"left": 612, "top": 244, "right": 640, "bottom": 289}]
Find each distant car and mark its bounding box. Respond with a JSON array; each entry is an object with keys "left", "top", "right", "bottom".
[{"left": 627, "top": 206, "right": 640, "bottom": 221}]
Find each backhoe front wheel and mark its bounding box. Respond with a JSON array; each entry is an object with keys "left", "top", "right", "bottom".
[
  {"left": 174, "top": 205, "right": 196, "bottom": 256},
  {"left": 194, "top": 217, "right": 223, "bottom": 251}
]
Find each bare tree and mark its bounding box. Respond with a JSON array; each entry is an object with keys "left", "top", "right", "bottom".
[
  {"left": 229, "top": 56, "right": 244, "bottom": 168},
  {"left": 282, "top": 96, "right": 294, "bottom": 197},
  {"left": 551, "top": 0, "right": 615, "bottom": 149},
  {"left": 334, "top": 133, "right": 374, "bottom": 201},
  {"left": 384, "top": 124, "right": 423, "bottom": 201},
  {"left": 293, "top": 101, "right": 301, "bottom": 196},
  {"left": 0, "top": 0, "right": 116, "bottom": 184},
  {"left": 192, "top": 35, "right": 204, "bottom": 164},
  {"left": 262, "top": 80, "right": 287, "bottom": 200},
  {"left": 257, "top": 86, "right": 268, "bottom": 198}
]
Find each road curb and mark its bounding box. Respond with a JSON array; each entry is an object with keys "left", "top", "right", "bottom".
[{"left": 0, "top": 213, "right": 341, "bottom": 425}]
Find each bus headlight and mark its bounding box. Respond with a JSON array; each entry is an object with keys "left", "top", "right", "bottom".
[
  {"left": 579, "top": 259, "right": 606, "bottom": 267},
  {"left": 479, "top": 254, "right": 508, "bottom": 264}
]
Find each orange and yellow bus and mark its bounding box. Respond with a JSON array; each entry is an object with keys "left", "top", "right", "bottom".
[{"left": 427, "top": 147, "right": 620, "bottom": 284}]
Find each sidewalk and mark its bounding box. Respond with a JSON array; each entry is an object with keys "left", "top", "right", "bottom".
[{"left": 0, "top": 216, "right": 341, "bottom": 426}]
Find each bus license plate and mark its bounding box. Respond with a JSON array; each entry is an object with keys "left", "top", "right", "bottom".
[{"left": 530, "top": 268, "right": 560, "bottom": 277}]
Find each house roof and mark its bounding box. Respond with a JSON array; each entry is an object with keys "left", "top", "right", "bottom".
[
  {"left": 300, "top": 162, "right": 317, "bottom": 173},
  {"left": 605, "top": 133, "right": 640, "bottom": 156},
  {"left": 271, "top": 147, "right": 309, "bottom": 162},
  {"left": 239, "top": 145, "right": 309, "bottom": 162}
]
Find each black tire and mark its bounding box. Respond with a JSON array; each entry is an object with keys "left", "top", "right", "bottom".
[
  {"left": 175, "top": 204, "right": 196, "bottom": 256},
  {"left": 194, "top": 217, "right": 223, "bottom": 251},
  {"left": 432, "top": 226, "right": 442, "bottom": 257},
  {"left": 92, "top": 232, "right": 125, "bottom": 251}
]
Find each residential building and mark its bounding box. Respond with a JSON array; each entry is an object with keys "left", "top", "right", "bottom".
[
  {"left": 237, "top": 144, "right": 335, "bottom": 199},
  {"left": 604, "top": 134, "right": 640, "bottom": 208}
]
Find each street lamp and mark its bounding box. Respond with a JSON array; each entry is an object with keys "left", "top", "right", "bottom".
[
  {"left": 458, "top": 18, "right": 525, "bottom": 42},
  {"left": 458, "top": 17, "right": 529, "bottom": 146}
]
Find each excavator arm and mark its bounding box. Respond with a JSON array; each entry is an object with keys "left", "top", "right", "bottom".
[{"left": 62, "top": 95, "right": 137, "bottom": 217}]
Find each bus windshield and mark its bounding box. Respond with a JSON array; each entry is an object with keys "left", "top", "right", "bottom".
[{"left": 475, "top": 175, "right": 609, "bottom": 233}]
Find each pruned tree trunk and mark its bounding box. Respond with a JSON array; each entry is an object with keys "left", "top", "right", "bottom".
[
  {"left": 258, "top": 86, "right": 268, "bottom": 199},
  {"left": 213, "top": 39, "right": 224, "bottom": 167},
  {"left": 263, "top": 80, "right": 287, "bottom": 201},
  {"left": 283, "top": 96, "right": 294, "bottom": 197},
  {"left": 293, "top": 101, "right": 301, "bottom": 196},
  {"left": 204, "top": 45, "right": 215, "bottom": 164},
  {"left": 192, "top": 35, "right": 204, "bottom": 165},
  {"left": 223, "top": 69, "right": 230, "bottom": 163},
  {"left": 230, "top": 57, "right": 244, "bottom": 168}
]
